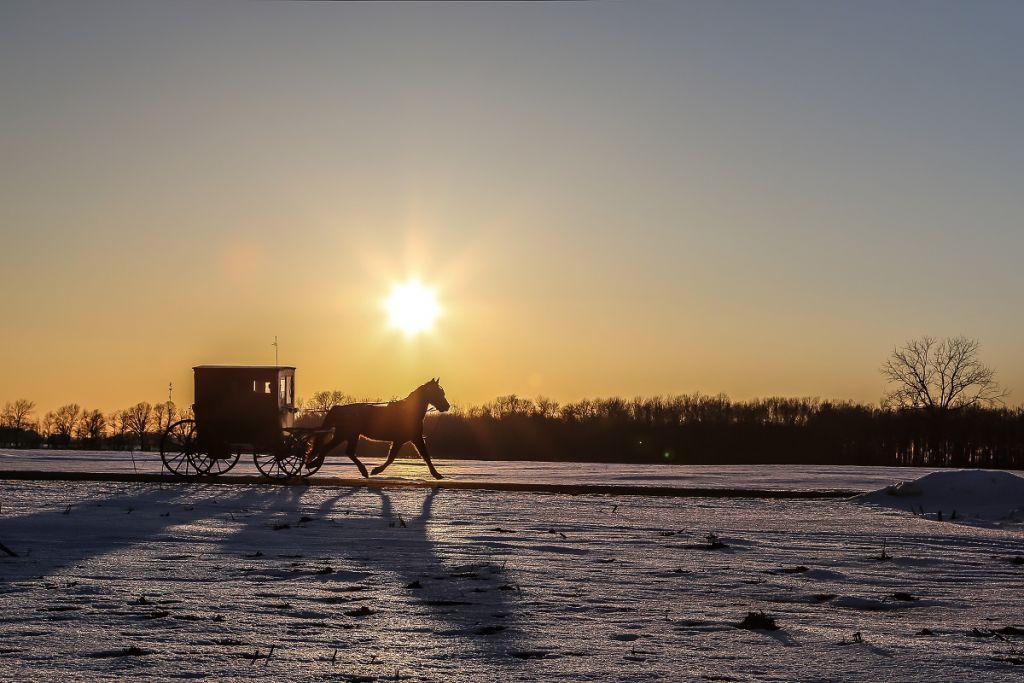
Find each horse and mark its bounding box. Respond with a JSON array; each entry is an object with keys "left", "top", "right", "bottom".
[{"left": 310, "top": 378, "right": 451, "bottom": 479}]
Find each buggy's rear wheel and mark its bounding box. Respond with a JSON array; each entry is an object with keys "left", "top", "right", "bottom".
[
  {"left": 191, "top": 442, "right": 242, "bottom": 476},
  {"left": 160, "top": 419, "right": 204, "bottom": 477}
]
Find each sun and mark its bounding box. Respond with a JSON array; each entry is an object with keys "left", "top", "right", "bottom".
[{"left": 384, "top": 279, "right": 441, "bottom": 335}]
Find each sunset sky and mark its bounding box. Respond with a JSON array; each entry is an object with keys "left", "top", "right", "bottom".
[{"left": 2, "top": 1, "right": 1023, "bottom": 415}]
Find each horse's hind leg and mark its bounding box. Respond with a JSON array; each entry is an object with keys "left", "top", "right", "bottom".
[
  {"left": 345, "top": 436, "right": 369, "bottom": 478},
  {"left": 412, "top": 436, "right": 443, "bottom": 480},
  {"left": 370, "top": 442, "right": 403, "bottom": 476}
]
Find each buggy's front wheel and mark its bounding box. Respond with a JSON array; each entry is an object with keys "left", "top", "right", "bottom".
[
  {"left": 280, "top": 430, "right": 322, "bottom": 478},
  {"left": 296, "top": 434, "right": 323, "bottom": 478},
  {"left": 254, "top": 437, "right": 305, "bottom": 480},
  {"left": 160, "top": 419, "right": 204, "bottom": 477}
]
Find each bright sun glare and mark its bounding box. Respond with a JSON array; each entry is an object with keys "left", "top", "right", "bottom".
[{"left": 385, "top": 279, "right": 441, "bottom": 335}]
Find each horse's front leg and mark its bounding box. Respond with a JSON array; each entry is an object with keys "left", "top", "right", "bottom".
[
  {"left": 370, "top": 441, "right": 403, "bottom": 476},
  {"left": 412, "top": 435, "right": 443, "bottom": 480},
  {"left": 311, "top": 430, "right": 340, "bottom": 468},
  {"left": 308, "top": 428, "right": 335, "bottom": 468},
  {"left": 345, "top": 436, "right": 369, "bottom": 478}
]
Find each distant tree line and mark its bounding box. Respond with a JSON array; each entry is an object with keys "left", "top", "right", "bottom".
[
  {"left": 0, "top": 399, "right": 187, "bottom": 451},
  {"left": 5, "top": 393, "right": 1022, "bottom": 469},
  {"left": 426, "top": 394, "right": 1024, "bottom": 469},
  {"left": 2, "top": 336, "right": 1018, "bottom": 469}
]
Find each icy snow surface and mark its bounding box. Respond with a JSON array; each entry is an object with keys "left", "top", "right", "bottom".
[
  {"left": 2, "top": 453, "right": 1023, "bottom": 681},
  {"left": 0, "top": 448, "right": 961, "bottom": 490}
]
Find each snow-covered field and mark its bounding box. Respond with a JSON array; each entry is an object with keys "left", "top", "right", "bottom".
[
  {"left": 0, "top": 447, "right": 963, "bottom": 491},
  {"left": 2, "top": 453, "right": 1023, "bottom": 681}
]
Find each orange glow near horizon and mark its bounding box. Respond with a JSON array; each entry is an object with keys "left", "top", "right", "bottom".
[{"left": 4, "top": 3, "right": 1024, "bottom": 416}]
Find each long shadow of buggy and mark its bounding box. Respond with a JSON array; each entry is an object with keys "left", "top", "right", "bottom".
[{"left": 160, "top": 365, "right": 327, "bottom": 480}]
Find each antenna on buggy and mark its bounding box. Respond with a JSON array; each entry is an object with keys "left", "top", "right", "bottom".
[{"left": 272, "top": 335, "right": 279, "bottom": 367}]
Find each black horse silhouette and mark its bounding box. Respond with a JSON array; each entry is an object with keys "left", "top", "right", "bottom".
[{"left": 310, "top": 378, "right": 451, "bottom": 479}]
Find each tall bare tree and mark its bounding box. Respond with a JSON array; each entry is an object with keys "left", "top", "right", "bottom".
[
  {"left": 52, "top": 404, "right": 81, "bottom": 445},
  {"left": 2, "top": 399, "right": 36, "bottom": 431},
  {"left": 164, "top": 400, "right": 177, "bottom": 429},
  {"left": 1, "top": 399, "right": 36, "bottom": 446},
  {"left": 107, "top": 410, "right": 130, "bottom": 450},
  {"left": 881, "top": 335, "right": 1007, "bottom": 411},
  {"left": 39, "top": 411, "right": 55, "bottom": 440},
  {"left": 77, "top": 409, "right": 107, "bottom": 446},
  {"left": 152, "top": 401, "right": 177, "bottom": 433},
  {"left": 124, "top": 402, "right": 152, "bottom": 450}
]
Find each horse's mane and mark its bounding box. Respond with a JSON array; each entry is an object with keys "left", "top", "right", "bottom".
[{"left": 406, "top": 379, "right": 440, "bottom": 400}]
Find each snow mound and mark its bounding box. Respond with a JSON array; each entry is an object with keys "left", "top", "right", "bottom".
[{"left": 854, "top": 469, "right": 1024, "bottom": 526}]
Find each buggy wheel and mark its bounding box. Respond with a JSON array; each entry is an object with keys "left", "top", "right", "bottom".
[
  {"left": 191, "top": 443, "right": 242, "bottom": 476},
  {"left": 253, "top": 437, "right": 305, "bottom": 480},
  {"left": 160, "top": 419, "right": 204, "bottom": 477}
]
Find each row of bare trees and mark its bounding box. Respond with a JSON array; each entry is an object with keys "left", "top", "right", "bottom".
[
  {"left": 461, "top": 393, "right": 835, "bottom": 427},
  {"left": 434, "top": 395, "right": 1024, "bottom": 468},
  {"left": 430, "top": 336, "right": 1018, "bottom": 468},
  {"left": 0, "top": 389, "right": 367, "bottom": 449},
  {"left": 1, "top": 336, "right": 1016, "bottom": 467},
  {"left": 0, "top": 400, "right": 186, "bottom": 450}
]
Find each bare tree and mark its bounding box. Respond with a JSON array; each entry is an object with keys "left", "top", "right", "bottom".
[
  {"left": 52, "top": 404, "right": 81, "bottom": 445},
  {"left": 124, "top": 402, "right": 152, "bottom": 450},
  {"left": 39, "top": 411, "right": 55, "bottom": 440},
  {"left": 881, "top": 335, "right": 1007, "bottom": 411},
  {"left": 535, "top": 396, "right": 561, "bottom": 419},
  {"left": 164, "top": 400, "right": 177, "bottom": 430},
  {"left": 2, "top": 399, "right": 36, "bottom": 431},
  {"left": 153, "top": 402, "right": 166, "bottom": 435},
  {"left": 1, "top": 399, "right": 36, "bottom": 446},
  {"left": 152, "top": 401, "right": 177, "bottom": 434},
  {"left": 305, "top": 390, "right": 354, "bottom": 415},
  {"left": 482, "top": 395, "right": 535, "bottom": 418},
  {"left": 77, "top": 409, "right": 107, "bottom": 446},
  {"left": 107, "top": 410, "right": 130, "bottom": 450}
]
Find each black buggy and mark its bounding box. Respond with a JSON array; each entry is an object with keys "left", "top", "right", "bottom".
[{"left": 159, "top": 365, "right": 326, "bottom": 480}]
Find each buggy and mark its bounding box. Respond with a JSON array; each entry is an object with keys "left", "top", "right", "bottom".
[{"left": 159, "top": 365, "right": 326, "bottom": 480}]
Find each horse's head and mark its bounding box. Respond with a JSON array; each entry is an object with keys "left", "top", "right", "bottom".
[{"left": 422, "top": 377, "right": 450, "bottom": 413}]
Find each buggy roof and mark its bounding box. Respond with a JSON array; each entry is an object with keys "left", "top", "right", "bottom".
[{"left": 193, "top": 365, "right": 296, "bottom": 370}]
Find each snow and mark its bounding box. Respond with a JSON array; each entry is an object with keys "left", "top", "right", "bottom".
[
  {"left": 2, "top": 456, "right": 1024, "bottom": 681},
  {"left": 855, "top": 470, "right": 1024, "bottom": 527},
  {"left": 0, "top": 448, "right": 964, "bottom": 491}
]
